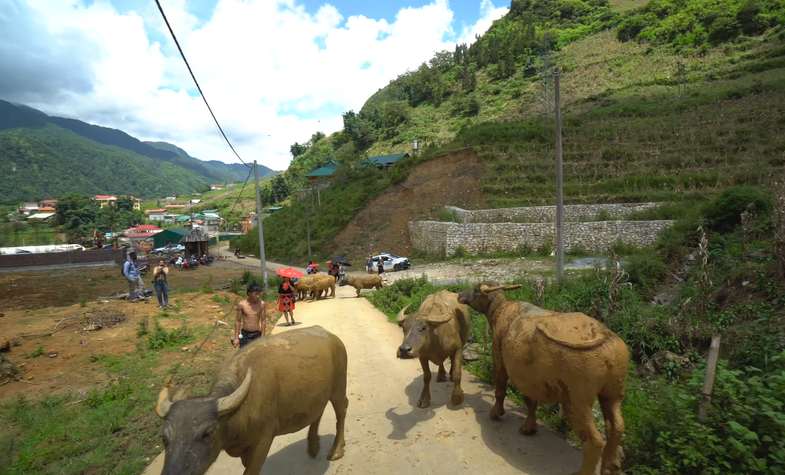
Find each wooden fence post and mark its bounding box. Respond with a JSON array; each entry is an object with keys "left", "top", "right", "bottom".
[{"left": 698, "top": 334, "right": 722, "bottom": 422}]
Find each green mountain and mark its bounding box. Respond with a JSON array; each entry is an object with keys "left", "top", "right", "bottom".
[
  {"left": 0, "top": 100, "right": 275, "bottom": 203},
  {"left": 144, "top": 141, "right": 274, "bottom": 182},
  {"left": 248, "top": 0, "right": 785, "bottom": 260}
]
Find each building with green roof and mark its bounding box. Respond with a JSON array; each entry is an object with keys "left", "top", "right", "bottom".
[
  {"left": 153, "top": 228, "right": 190, "bottom": 249},
  {"left": 306, "top": 162, "right": 338, "bottom": 183},
  {"left": 365, "top": 152, "right": 409, "bottom": 168}
]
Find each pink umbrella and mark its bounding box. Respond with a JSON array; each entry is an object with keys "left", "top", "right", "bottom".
[{"left": 276, "top": 267, "right": 304, "bottom": 279}]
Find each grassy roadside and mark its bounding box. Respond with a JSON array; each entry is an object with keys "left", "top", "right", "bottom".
[
  {"left": 367, "top": 186, "right": 785, "bottom": 474},
  {"left": 0, "top": 293, "right": 242, "bottom": 475}
]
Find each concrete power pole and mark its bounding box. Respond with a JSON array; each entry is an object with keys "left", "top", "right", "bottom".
[
  {"left": 306, "top": 188, "right": 313, "bottom": 260},
  {"left": 253, "top": 160, "right": 269, "bottom": 291},
  {"left": 554, "top": 68, "right": 565, "bottom": 285}
]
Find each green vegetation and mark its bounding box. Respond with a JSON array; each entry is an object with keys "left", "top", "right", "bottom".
[
  {"left": 0, "top": 100, "right": 276, "bottom": 203},
  {"left": 0, "top": 222, "right": 63, "bottom": 247},
  {"left": 0, "top": 317, "right": 221, "bottom": 475},
  {"left": 54, "top": 193, "right": 143, "bottom": 242},
  {"left": 369, "top": 185, "right": 785, "bottom": 473}
]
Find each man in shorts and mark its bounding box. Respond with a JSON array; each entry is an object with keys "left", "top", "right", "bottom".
[{"left": 233, "top": 283, "right": 267, "bottom": 349}]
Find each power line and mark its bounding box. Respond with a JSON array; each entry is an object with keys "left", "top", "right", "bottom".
[
  {"left": 226, "top": 166, "right": 254, "bottom": 218},
  {"left": 154, "top": 0, "right": 250, "bottom": 168}
]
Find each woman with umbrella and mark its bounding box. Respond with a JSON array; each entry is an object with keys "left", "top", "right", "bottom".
[{"left": 276, "top": 267, "right": 302, "bottom": 326}]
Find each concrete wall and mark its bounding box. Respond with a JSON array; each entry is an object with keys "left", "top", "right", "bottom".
[
  {"left": 445, "top": 202, "right": 659, "bottom": 224},
  {"left": 0, "top": 249, "right": 124, "bottom": 269},
  {"left": 409, "top": 220, "right": 674, "bottom": 256}
]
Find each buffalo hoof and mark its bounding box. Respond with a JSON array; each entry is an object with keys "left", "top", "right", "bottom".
[
  {"left": 490, "top": 405, "right": 505, "bottom": 420},
  {"left": 417, "top": 398, "right": 431, "bottom": 408},
  {"left": 451, "top": 391, "right": 464, "bottom": 406},
  {"left": 327, "top": 447, "right": 345, "bottom": 461},
  {"left": 519, "top": 425, "right": 538, "bottom": 436},
  {"left": 436, "top": 373, "right": 448, "bottom": 383}
]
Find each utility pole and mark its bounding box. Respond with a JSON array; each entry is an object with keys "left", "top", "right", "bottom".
[
  {"left": 253, "top": 160, "right": 269, "bottom": 291},
  {"left": 554, "top": 68, "right": 565, "bottom": 285}
]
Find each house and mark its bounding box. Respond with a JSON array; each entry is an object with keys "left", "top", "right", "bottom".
[
  {"left": 164, "top": 196, "right": 177, "bottom": 202},
  {"left": 145, "top": 208, "right": 167, "bottom": 222},
  {"left": 190, "top": 199, "right": 201, "bottom": 205},
  {"left": 94, "top": 195, "right": 118, "bottom": 208},
  {"left": 36, "top": 206, "right": 56, "bottom": 213},
  {"left": 165, "top": 204, "right": 187, "bottom": 211},
  {"left": 365, "top": 152, "right": 409, "bottom": 169},
  {"left": 18, "top": 202, "right": 39, "bottom": 215},
  {"left": 153, "top": 227, "right": 190, "bottom": 249},
  {"left": 210, "top": 184, "right": 225, "bottom": 191},
  {"left": 306, "top": 162, "right": 337, "bottom": 184},
  {"left": 39, "top": 199, "right": 58, "bottom": 208},
  {"left": 122, "top": 225, "right": 162, "bottom": 253},
  {"left": 192, "top": 211, "right": 224, "bottom": 235},
  {"left": 129, "top": 196, "right": 142, "bottom": 211}
]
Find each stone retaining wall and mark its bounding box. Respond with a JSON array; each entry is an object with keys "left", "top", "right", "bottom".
[
  {"left": 409, "top": 220, "right": 674, "bottom": 256},
  {"left": 445, "top": 202, "right": 659, "bottom": 224}
]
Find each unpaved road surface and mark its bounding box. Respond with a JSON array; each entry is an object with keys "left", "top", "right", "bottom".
[{"left": 145, "top": 284, "right": 579, "bottom": 475}]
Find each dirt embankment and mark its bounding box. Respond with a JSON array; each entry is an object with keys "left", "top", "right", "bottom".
[{"left": 332, "top": 149, "right": 485, "bottom": 260}]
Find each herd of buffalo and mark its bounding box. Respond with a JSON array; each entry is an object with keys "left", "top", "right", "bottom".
[{"left": 154, "top": 278, "right": 629, "bottom": 475}]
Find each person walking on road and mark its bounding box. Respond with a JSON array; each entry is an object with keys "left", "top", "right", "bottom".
[
  {"left": 123, "top": 251, "right": 144, "bottom": 301},
  {"left": 233, "top": 283, "right": 267, "bottom": 349},
  {"left": 278, "top": 277, "right": 297, "bottom": 326},
  {"left": 377, "top": 258, "right": 384, "bottom": 275},
  {"left": 152, "top": 259, "right": 170, "bottom": 309}
]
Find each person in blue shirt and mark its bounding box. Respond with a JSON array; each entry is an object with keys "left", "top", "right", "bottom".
[{"left": 123, "top": 251, "right": 145, "bottom": 301}]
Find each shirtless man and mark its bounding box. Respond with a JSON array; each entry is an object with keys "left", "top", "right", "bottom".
[{"left": 233, "top": 283, "right": 267, "bottom": 349}]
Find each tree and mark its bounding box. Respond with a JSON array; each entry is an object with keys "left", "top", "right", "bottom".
[
  {"left": 342, "top": 110, "right": 374, "bottom": 150},
  {"left": 310, "top": 131, "right": 326, "bottom": 144},
  {"left": 270, "top": 175, "right": 290, "bottom": 203},
  {"left": 290, "top": 142, "right": 309, "bottom": 158}
]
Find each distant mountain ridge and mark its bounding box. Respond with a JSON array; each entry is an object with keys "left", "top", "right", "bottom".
[{"left": 0, "top": 99, "right": 276, "bottom": 202}]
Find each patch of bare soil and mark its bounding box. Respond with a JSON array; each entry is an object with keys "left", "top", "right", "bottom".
[
  {"left": 0, "top": 291, "right": 279, "bottom": 401},
  {"left": 331, "top": 149, "right": 486, "bottom": 261}
]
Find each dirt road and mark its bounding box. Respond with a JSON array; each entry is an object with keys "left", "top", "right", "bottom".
[{"left": 145, "top": 284, "right": 578, "bottom": 474}]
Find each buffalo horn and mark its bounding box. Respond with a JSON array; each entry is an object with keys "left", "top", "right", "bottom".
[
  {"left": 396, "top": 304, "right": 411, "bottom": 325},
  {"left": 155, "top": 387, "right": 173, "bottom": 418},
  {"left": 217, "top": 368, "right": 253, "bottom": 416}
]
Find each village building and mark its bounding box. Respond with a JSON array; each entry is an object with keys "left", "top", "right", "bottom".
[
  {"left": 94, "top": 195, "right": 118, "bottom": 208},
  {"left": 121, "top": 225, "right": 163, "bottom": 253},
  {"left": 164, "top": 204, "right": 187, "bottom": 211},
  {"left": 18, "top": 202, "right": 39, "bottom": 216},
  {"left": 145, "top": 208, "right": 167, "bottom": 222},
  {"left": 210, "top": 184, "right": 225, "bottom": 191},
  {"left": 152, "top": 227, "right": 190, "bottom": 249},
  {"left": 38, "top": 199, "right": 58, "bottom": 208},
  {"left": 306, "top": 162, "right": 337, "bottom": 185},
  {"left": 26, "top": 212, "right": 56, "bottom": 222},
  {"left": 365, "top": 152, "right": 409, "bottom": 169},
  {"left": 164, "top": 196, "right": 177, "bottom": 202}
]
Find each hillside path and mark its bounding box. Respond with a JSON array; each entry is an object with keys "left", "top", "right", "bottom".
[{"left": 145, "top": 284, "right": 579, "bottom": 475}]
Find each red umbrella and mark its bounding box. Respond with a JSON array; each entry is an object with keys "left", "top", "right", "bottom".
[{"left": 276, "top": 267, "right": 304, "bottom": 279}]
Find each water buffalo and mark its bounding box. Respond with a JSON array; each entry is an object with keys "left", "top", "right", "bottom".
[
  {"left": 154, "top": 326, "right": 348, "bottom": 475},
  {"left": 294, "top": 275, "right": 336, "bottom": 300},
  {"left": 396, "top": 290, "right": 471, "bottom": 407},
  {"left": 458, "top": 283, "right": 629, "bottom": 475},
  {"left": 339, "top": 273, "right": 383, "bottom": 297}
]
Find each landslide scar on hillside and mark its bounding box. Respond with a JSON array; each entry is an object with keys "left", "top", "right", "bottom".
[{"left": 332, "top": 149, "right": 485, "bottom": 259}]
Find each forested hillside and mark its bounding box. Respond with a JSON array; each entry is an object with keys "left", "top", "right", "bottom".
[
  {"left": 0, "top": 100, "right": 275, "bottom": 202},
  {"left": 245, "top": 0, "right": 785, "bottom": 261}
]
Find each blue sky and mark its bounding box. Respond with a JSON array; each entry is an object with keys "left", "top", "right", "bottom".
[{"left": 2, "top": 0, "right": 508, "bottom": 169}]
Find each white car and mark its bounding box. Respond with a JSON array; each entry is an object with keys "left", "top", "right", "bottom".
[{"left": 367, "top": 253, "right": 411, "bottom": 272}]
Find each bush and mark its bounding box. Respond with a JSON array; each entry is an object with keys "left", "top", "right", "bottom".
[
  {"left": 146, "top": 321, "right": 193, "bottom": 350},
  {"left": 626, "top": 250, "right": 668, "bottom": 295},
  {"left": 703, "top": 185, "right": 772, "bottom": 233}
]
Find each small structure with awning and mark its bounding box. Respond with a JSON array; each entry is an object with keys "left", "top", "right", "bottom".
[
  {"left": 152, "top": 228, "right": 190, "bottom": 249},
  {"left": 306, "top": 162, "right": 338, "bottom": 184},
  {"left": 182, "top": 227, "right": 210, "bottom": 258}
]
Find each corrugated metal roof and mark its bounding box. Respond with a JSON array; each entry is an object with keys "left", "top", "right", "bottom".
[
  {"left": 306, "top": 163, "right": 337, "bottom": 177},
  {"left": 366, "top": 153, "right": 408, "bottom": 167}
]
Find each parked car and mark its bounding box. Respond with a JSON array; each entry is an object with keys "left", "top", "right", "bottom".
[
  {"left": 367, "top": 252, "right": 411, "bottom": 272},
  {"left": 152, "top": 244, "right": 185, "bottom": 255}
]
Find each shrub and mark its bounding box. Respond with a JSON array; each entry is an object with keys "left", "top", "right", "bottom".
[
  {"left": 146, "top": 321, "right": 193, "bottom": 350},
  {"left": 703, "top": 185, "right": 772, "bottom": 233},
  {"left": 625, "top": 250, "right": 668, "bottom": 295}
]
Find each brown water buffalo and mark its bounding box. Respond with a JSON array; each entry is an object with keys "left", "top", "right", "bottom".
[
  {"left": 458, "top": 283, "right": 629, "bottom": 475},
  {"left": 339, "top": 273, "right": 383, "bottom": 297},
  {"left": 294, "top": 275, "right": 336, "bottom": 300},
  {"left": 154, "top": 326, "right": 348, "bottom": 475},
  {"left": 396, "top": 290, "right": 471, "bottom": 407}
]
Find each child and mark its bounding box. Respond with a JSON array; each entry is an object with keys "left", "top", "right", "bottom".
[
  {"left": 233, "top": 283, "right": 267, "bottom": 348},
  {"left": 278, "top": 277, "right": 296, "bottom": 326}
]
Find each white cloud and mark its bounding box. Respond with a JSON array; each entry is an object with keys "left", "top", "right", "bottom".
[{"left": 7, "top": 0, "right": 508, "bottom": 171}]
